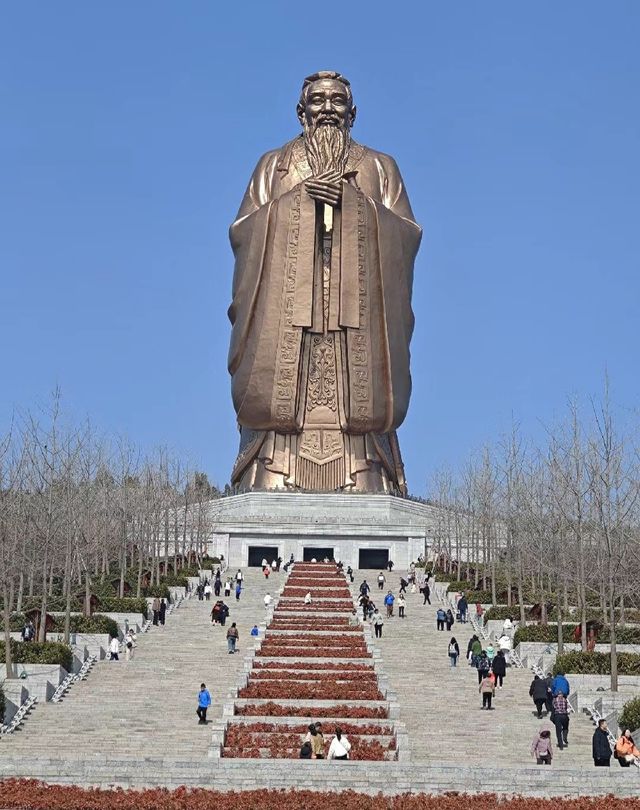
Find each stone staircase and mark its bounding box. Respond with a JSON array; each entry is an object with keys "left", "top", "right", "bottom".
[
  {"left": 349, "top": 569, "right": 595, "bottom": 766},
  {"left": 1, "top": 569, "right": 275, "bottom": 759},
  {"left": 1, "top": 566, "right": 639, "bottom": 796}
]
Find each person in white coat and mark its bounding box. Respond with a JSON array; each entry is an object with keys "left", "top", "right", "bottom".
[
  {"left": 304, "top": 592, "right": 312, "bottom": 604},
  {"left": 109, "top": 636, "right": 120, "bottom": 661},
  {"left": 327, "top": 728, "right": 351, "bottom": 760},
  {"left": 125, "top": 629, "right": 137, "bottom": 661}
]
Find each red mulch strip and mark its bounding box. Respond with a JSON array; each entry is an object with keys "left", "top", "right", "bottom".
[{"left": 0, "top": 782, "right": 636, "bottom": 809}]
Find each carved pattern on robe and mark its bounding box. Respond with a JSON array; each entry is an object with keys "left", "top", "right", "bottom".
[{"left": 306, "top": 335, "right": 337, "bottom": 412}]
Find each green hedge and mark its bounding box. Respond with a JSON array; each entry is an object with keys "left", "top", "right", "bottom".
[
  {"left": 0, "top": 640, "right": 73, "bottom": 672},
  {"left": 515, "top": 625, "right": 640, "bottom": 647},
  {"left": 142, "top": 585, "right": 171, "bottom": 600},
  {"left": 160, "top": 574, "right": 188, "bottom": 588},
  {"left": 98, "top": 597, "right": 148, "bottom": 619},
  {"left": 50, "top": 614, "right": 119, "bottom": 638},
  {"left": 553, "top": 652, "right": 640, "bottom": 675},
  {"left": 619, "top": 697, "right": 640, "bottom": 734},
  {"left": 21, "top": 596, "right": 73, "bottom": 613},
  {"left": 0, "top": 613, "right": 27, "bottom": 632}
]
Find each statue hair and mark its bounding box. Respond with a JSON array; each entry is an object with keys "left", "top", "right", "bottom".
[{"left": 297, "top": 71, "right": 354, "bottom": 114}]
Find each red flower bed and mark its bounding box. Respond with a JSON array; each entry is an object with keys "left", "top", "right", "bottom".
[
  {"left": 281, "top": 588, "right": 351, "bottom": 597},
  {"left": 229, "top": 721, "right": 393, "bottom": 735},
  {"left": 268, "top": 622, "right": 360, "bottom": 632},
  {"left": 274, "top": 603, "right": 353, "bottom": 612},
  {"left": 256, "top": 647, "right": 371, "bottom": 658},
  {"left": 224, "top": 729, "right": 395, "bottom": 748},
  {"left": 238, "top": 681, "right": 383, "bottom": 700},
  {"left": 250, "top": 670, "right": 377, "bottom": 681},
  {"left": 264, "top": 633, "right": 360, "bottom": 644},
  {"left": 222, "top": 738, "right": 392, "bottom": 760},
  {"left": 285, "top": 578, "right": 345, "bottom": 586},
  {"left": 5, "top": 782, "right": 640, "bottom": 809},
  {"left": 235, "top": 702, "right": 388, "bottom": 718},
  {"left": 253, "top": 661, "right": 372, "bottom": 671}
]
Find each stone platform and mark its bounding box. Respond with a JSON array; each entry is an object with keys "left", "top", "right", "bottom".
[{"left": 204, "top": 492, "right": 439, "bottom": 569}]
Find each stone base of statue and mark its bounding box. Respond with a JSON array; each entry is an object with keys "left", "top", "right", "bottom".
[{"left": 203, "top": 491, "right": 439, "bottom": 569}]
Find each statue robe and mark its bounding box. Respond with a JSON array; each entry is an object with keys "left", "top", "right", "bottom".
[{"left": 228, "top": 135, "right": 422, "bottom": 490}]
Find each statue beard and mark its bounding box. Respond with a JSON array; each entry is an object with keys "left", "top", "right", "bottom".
[{"left": 303, "top": 121, "right": 350, "bottom": 179}]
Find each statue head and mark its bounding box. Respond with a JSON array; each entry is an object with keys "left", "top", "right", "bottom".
[
  {"left": 297, "top": 72, "right": 355, "bottom": 177},
  {"left": 297, "top": 71, "right": 356, "bottom": 131}
]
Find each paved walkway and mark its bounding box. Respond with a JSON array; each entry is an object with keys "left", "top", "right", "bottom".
[
  {"left": 3, "top": 569, "right": 274, "bottom": 759},
  {"left": 350, "top": 569, "right": 594, "bottom": 766}
]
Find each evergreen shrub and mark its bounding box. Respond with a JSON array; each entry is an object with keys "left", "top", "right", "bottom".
[
  {"left": 619, "top": 697, "right": 640, "bottom": 734},
  {"left": 553, "top": 652, "right": 640, "bottom": 675},
  {"left": 0, "top": 640, "right": 73, "bottom": 672}
]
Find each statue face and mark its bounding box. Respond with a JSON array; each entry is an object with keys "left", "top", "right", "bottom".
[{"left": 299, "top": 78, "right": 355, "bottom": 130}]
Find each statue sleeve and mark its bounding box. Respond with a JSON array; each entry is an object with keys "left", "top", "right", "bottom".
[
  {"left": 227, "top": 153, "right": 314, "bottom": 432},
  {"left": 341, "top": 155, "right": 422, "bottom": 433}
]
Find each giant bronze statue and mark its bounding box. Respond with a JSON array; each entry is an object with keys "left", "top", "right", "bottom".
[{"left": 228, "top": 71, "right": 422, "bottom": 493}]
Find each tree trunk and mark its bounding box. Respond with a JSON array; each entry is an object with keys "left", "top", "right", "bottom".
[{"left": 3, "top": 582, "right": 14, "bottom": 679}]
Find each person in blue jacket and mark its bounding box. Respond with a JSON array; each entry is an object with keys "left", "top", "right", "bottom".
[
  {"left": 197, "top": 683, "right": 211, "bottom": 724},
  {"left": 384, "top": 590, "right": 395, "bottom": 618},
  {"left": 551, "top": 671, "right": 570, "bottom": 697}
]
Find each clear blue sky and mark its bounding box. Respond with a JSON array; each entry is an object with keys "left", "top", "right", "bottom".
[{"left": 2, "top": 2, "right": 639, "bottom": 493}]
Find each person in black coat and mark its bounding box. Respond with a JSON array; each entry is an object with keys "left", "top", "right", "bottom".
[
  {"left": 491, "top": 650, "right": 507, "bottom": 688},
  {"left": 159, "top": 598, "right": 167, "bottom": 626},
  {"left": 593, "top": 720, "right": 612, "bottom": 766},
  {"left": 529, "top": 675, "right": 549, "bottom": 718}
]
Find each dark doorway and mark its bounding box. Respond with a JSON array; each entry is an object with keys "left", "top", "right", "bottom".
[
  {"left": 303, "top": 547, "right": 335, "bottom": 562},
  {"left": 248, "top": 546, "right": 279, "bottom": 567},
  {"left": 359, "top": 549, "right": 389, "bottom": 569}
]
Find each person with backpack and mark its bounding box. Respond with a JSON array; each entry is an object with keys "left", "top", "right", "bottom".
[
  {"left": 377, "top": 572, "right": 386, "bottom": 590},
  {"left": 235, "top": 581, "right": 242, "bottom": 601},
  {"left": 479, "top": 673, "right": 495, "bottom": 710},
  {"left": 448, "top": 637, "right": 460, "bottom": 667},
  {"left": 196, "top": 683, "right": 211, "bottom": 724},
  {"left": 359, "top": 580, "right": 370, "bottom": 597},
  {"left": 457, "top": 595, "right": 468, "bottom": 623},
  {"left": 476, "top": 651, "right": 491, "bottom": 684},
  {"left": 226, "top": 622, "right": 239, "bottom": 654},
  {"left": 436, "top": 607, "right": 446, "bottom": 631},
  {"left": 531, "top": 728, "right": 553, "bottom": 764}
]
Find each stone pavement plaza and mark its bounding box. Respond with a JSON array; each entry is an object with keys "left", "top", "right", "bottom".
[{"left": 1, "top": 567, "right": 638, "bottom": 797}]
